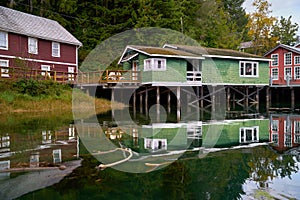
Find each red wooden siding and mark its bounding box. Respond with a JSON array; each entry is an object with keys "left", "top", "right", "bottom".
[
  {"left": 0, "top": 32, "right": 78, "bottom": 76},
  {"left": 267, "top": 47, "right": 300, "bottom": 85}
]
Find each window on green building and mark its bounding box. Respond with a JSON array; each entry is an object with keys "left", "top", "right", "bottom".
[{"left": 239, "top": 61, "right": 259, "bottom": 77}]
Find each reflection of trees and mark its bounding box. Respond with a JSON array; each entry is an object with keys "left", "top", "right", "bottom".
[{"left": 248, "top": 146, "right": 300, "bottom": 188}]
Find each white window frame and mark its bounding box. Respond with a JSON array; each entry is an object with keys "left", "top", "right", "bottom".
[
  {"left": 52, "top": 42, "right": 60, "bottom": 57},
  {"left": 284, "top": 119, "right": 291, "bottom": 133},
  {"left": 284, "top": 67, "right": 292, "bottom": 80},
  {"left": 144, "top": 58, "right": 166, "bottom": 71},
  {"left": 284, "top": 133, "right": 292, "bottom": 147},
  {"left": 239, "top": 126, "right": 259, "bottom": 143},
  {"left": 284, "top": 52, "right": 292, "bottom": 65},
  {"left": 271, "top": 54, "right": 279, "bottom": 66},
  {"left": 41, "top": 65, "right": 50, "bottom": 76},
  {"left": 0, "top": 31, "right": 8, "bottom": 50},
  {"left": 28, "top": 37, "right": 38, "bottom": 54},
  {"left": 68, "top": 66, "right": 75, "bottom": 81},
  {"left": 294, "top": 66, "right": 300, "bottom": 80},
  {"left": 294, "top": 56, "right": 300, "bottom": 65},
  {"left": 271, "top": 133, "right": 279, "bottom": 146},
  {"left": 271, "top": 68, "right": 279, "bottom": 80},
  {"left": 239, "top": 61, "right": 259, "bottom": 77},
  {"left": 0, "top": 59, "right": 9, "bottom": 77},
  {"left": 271, "top": 119, "right": 279, "bottom": 132}
]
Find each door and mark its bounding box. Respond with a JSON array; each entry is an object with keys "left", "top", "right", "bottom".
[{"left": 132, "top": 61, "right": 138, "bottom": 81}]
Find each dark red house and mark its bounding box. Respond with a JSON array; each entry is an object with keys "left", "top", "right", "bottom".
[
  {"left": 270, "top": 114, "right": 300, "bottom": 153},
  {"left": 265, "top": 44, "right": 300, "bottom": 86},
  {"left": 0, "top": 6, "right": 82, "bottom": 82}
]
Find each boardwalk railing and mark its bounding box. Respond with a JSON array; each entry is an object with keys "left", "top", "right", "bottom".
[
  {"left": 77, "top": 70, "right": 141, "bottom": 85},
  {"left": 0, "top": 66, "right": 76, "bottom": 83}
]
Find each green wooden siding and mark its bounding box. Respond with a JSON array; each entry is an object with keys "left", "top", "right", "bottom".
[
  {"left": 141, "top": 127, "right": 188, "bottom": 148},
  {"left": 202, "top": 58, "right": 269, "bottom": 85},
  {"left": 140, "top": 56, "right": 187, "bottom": 83},
  {"left": 202, "top": 119, "right": 269, "bottom": 148}
]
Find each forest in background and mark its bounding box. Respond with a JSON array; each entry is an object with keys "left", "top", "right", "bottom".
[{"left": 1, "top": 0, "right": 299, "bottom": 65}]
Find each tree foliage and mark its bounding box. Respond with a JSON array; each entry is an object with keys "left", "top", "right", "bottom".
[
  {"left": 246, "top": 0, "right": 278, "bottom": 55},
  {"left": 7, "top": 0, "right": 300, "bottom": 63},
  {"left": 272, "top": 16, "right": 299, "bottom": 46}
]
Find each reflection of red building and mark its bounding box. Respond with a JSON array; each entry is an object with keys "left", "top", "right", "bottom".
[{"left": 270, "top": 114, "right": 300, "bottom": 153}]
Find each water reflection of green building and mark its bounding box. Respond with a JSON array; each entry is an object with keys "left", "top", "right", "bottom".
[{"left": 102, "top": 118, "right": 270, "bottom": 152}]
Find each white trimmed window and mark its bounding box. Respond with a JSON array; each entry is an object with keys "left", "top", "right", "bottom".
[
  {"left": 271, "top": 68, "right": 278, "bottom": 80},
  {"left": 0, "top": 59, "right": 9, "bottom": 77},
  {"left": 28, "top": 37, "right": 38, "bottom": 54},
  {"left": 68, "top": 67, "right": 75, "bottom": 81},
  {"left": 284, "top": 67, "right": 292, "bottom": 80},
  {"left": 239, "top": 126, "right": 259, "bottom": 143},
  {"left": 271, "top": 120, "right": 279, "bottom": 132},
  {"left": 295, "top": 67, "right": 300, "bottom": 79},
  {"left": 295, "top": 56, "right": 300, "bottom": 65},
  {"left": 271, "top": 54, "right": 278, "bottom": 66},
  {"left": 144, "top": 58, "right": 166, "bottom": 71},
  {"left": 271, "top": 133, "right": 279, "bottom": 146},
  {"left": 284, "top": 52, "right": 292, "bottom": 65},
  {"left": 41, "top": 65, "right": 50, "bottom": 76},
  {"left": 0, "top": 31, "right": 8, "bottom": 50},
  {"left": 52, "top": 42, "right": 60, "bottom": 57},
  {"left": 239, "top": 61, "right": 258, "bottom": 77}
]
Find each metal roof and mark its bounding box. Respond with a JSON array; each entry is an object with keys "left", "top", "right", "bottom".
[
  {"left": 0, "top": 6, "right": 82, "bottom": 46},
  {"left": 264, "top": 44, "right": 300, "bottom": 56}
]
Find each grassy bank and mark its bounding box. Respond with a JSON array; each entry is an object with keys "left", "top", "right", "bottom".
[{"left": 0, "top": 79, "right": 123, "bottom": 114}]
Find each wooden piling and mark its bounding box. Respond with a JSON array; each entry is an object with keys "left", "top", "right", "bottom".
[
  {"left": 177, "top": 86, "right": 181, "bottom": 122},
  {"left": 167, "top": 90, "right": 171, "bottom": 114},
  {"left": 291, "top": 88, "right": 295, "bottom": 110},
  {"left": 227, "top": 86, "right": 230, "bottom": 111}
]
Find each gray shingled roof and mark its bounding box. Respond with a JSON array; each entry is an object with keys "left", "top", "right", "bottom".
[
  {"left": 128, "top": 45, "right": 202, "bottom": 58},
  {"left": 0, "top": 6, "right": 82, "bottom": 46},
  {"left": 164, "top": 44, "right": 265, "bottom": 59}
]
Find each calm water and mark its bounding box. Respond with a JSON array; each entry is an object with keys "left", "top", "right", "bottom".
[{"left": 1, "top": 110, "right": 300, "bottom": 200}]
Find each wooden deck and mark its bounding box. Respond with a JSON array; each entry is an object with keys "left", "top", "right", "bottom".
[
  {"left": 0, "top": 66, "right": 141, "bottom": 86},
  {"left": 77, "top": 70, "right": 141, "bottom": 86},
  {"left": 0, "top": 66, "right": 76, "bottom": 83}
]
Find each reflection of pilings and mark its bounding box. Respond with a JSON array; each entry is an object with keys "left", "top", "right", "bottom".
[
  {"left": 133, "top": 91, "right": 136, "bottom": 119},
  {"left": 167, "top": 90, "right": 171, "bottom": 114},
  {"left": 227, "top": 87, "right": 230, "bottom": 111},
  {"left": 291, "top": 88, "right": 295, "bottom": 110}
]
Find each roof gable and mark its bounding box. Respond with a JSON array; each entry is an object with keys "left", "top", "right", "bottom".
[
  {"left": 118, "top": 45, "right": 204, "bottom": 64},
  {"left": 0, "top": 6, "right": 82, "bottom": 46},
  {"left": 264, "top": 44, "right": 300, "bottom": 56}
]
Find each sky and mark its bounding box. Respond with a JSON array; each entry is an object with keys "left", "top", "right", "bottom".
[{"left": 242, "top": 0, "right": 300, "bottom": 34}]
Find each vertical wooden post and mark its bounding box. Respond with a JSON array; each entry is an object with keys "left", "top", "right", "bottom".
[
  {"left": 140, "top": 93, "right": 143, "bottom": 114},
  {"left": 167, "top": 90, "right": 171, "bottom": 114},
  {"left": 227, "top": 86, "right": 230, "bottom": 111},
  {"left": 266, "top": 87, "right": 270, "bottom": 112},
  {"left": 200, "top": 86, "right": 204, "bottom": 109},
  {"left": 133, "top": 90, "right": 136, "bottom": 119},
  {"left": 177, "top": 86, "right": 181, "bottom": 122},
  {"left": 232, "top": 89, "right": 236, "bottom": 110},
  {"left": 156, "top": 86, "right": 160, "bottom": 122},
  {"left": 145, "top": 86, "right": 148, "bottom": 118},
  {"left": 291, "top": 87, "right": 295, "bottom": 110},
  {"left": 212, "top": 86, "right": 216, "bottom": 113},
  {"left": 245, "top": 86, "right": 249, "bottom": 111},
  {"left": 187, "top": 92, "right": 191, "bottom": 113},
  {"left": 256, "top": 87, "right": 260, "bottom": 111}
]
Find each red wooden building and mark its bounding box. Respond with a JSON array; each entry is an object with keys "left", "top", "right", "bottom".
[
  {"left": 265, "top": 44, "right": 300, "bottom": 86},
  {"left": 0, "top": 6, "right": 82, "bottom": 82},
  {"left": 270, "top": 114, "right": 300, "bottom": 153}
]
